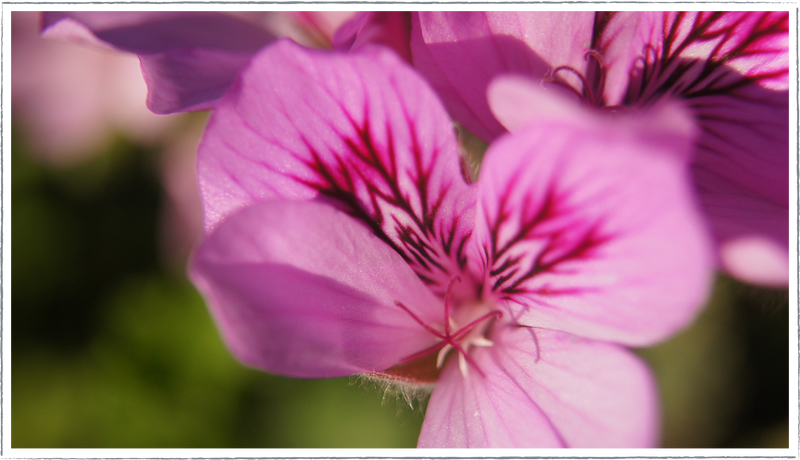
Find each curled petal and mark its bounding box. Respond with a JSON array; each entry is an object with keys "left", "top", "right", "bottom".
[
  {"left": 410, "top": 11, "right": 595, "bottom": 143},
  {"left": 197, "top": 39, "right": 476, "bottom": 293},
  {"left": 488, "top": 74, "right": 593, "bottom": 133},
  {"left": 474, "top": 113, "right": 713, "bottom": 346},
  {"left": 190, "top": 200, "right": 442, "bottom": 378},
  {"left": 42, "top": 11, "right": 274, "bottom": 113},
  {"left": 419, "top": 326, "right": 658, "bottom": 447},
  {"left": 720, "top": 236, "right": 789, "bottom": 286}
]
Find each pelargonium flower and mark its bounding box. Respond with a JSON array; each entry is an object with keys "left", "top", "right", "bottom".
[
  {"left": 189, "top": 39, "right": 713, "bottom": 447},
  {"left": 13, "top": 11, "right": 175, "bottom": 163},
  {"left": 409, "top": 11, "right": 789, "bottom": 287},
  {"left": 41, "top": 11, "right": 354, "bottom": 114}
]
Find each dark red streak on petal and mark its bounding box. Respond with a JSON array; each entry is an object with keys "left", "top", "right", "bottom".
[
  {"left": 279, "top": 97, "right": 468, "bottom": 287},
  {"left": 629, "top": 11, "right": 788, "bottom": 105},
  {"left": 485, "top": 175, "right": 612, "bottom": 296}
]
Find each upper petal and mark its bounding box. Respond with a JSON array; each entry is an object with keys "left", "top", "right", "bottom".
[
  {"left": 418, "top": 326, "right": 658, "bottom": 447},
  {"left": 41, "top": 12, "right": 274, "bottom": 113},
  {"left": 197, "top": 39, "right": 476, "bottom": 294},
  {"left": 410, "top": 11, "right": 595, "bottom": 143},
  {"left": 605, "top": 12, "right": 789, "bottom": 104},
  {"left": 474, "top": 111, "right": 713, "bottom": 347},
  {"left": 190, "top": 200, "right": 442, "bottom": 378}
]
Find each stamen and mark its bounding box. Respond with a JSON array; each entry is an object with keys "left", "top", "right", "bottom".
[
  {"left": 584, "top": 50, "right": 606, "bottom": 106},
  {"left": 584, "top": 49, "right": 606, "bottom": 69},
  {"left": 551, "top": 65, "right": 594, "bottom": 105},
  {"left": 394, "top": 301, "right": 445, "bottom": 339},
  {"left": 393, "top": 278, "right": 502, "bottom": 379}
]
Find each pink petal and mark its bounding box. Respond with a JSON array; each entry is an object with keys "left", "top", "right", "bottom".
[
  {"left": 197, "top": 39, "right": 476, "bottom": 293},
  {"left": 190, "top": 200, "right": 442, "bottom": 378},
  {"left": 418, "top": 326, "right": 658, "bottom": 447},
  {"left": 623, "top": 12, "right": 789, "bottom": 286},
  {"left": 474, "top": 113, "right": 713, "bottom": 347},
  {"left": 41, "top": 12, "right": 274, "bottom": 113},
  {"left": 689, "top": 85, "right": 788, "bottom": 285},
  {"left": 487, "top": 74, "right": 593, "bottom": 133},
  {"left": 13, "top": 12, "right": 173, "bottom": 163},
  {"left": 410, "top": 12, "right": 594, "bottom": 143},
  {"left": 720, "top": 236, "right": 790, "bottom": 287},
  {"left": 616, "top": 10, "right": 791, "bottom": 105},
  {"left": 487, "top": 75, "right": 697, "bottom": 159},
  {"left": 333, "top": 12, "right": 412, "bottom": 62}
]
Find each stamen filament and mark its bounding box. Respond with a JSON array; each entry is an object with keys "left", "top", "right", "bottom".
[
  {"left": 394, "top": 301, "right": 446, "bottom": 339},
  {"left": 584, "top": 50, "right": 606, "bottom": 106},
  {"left": 552, "top": 65, "right": 594, "bottom": 104},
  {"left": 393, "top": 279, "right": 499, "bottom": 379}
]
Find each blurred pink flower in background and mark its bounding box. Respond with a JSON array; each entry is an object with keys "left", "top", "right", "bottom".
[
  {"left": 12, "top": 11, "right": 177, "bottom": 164},
  {"left": 409, "top": 12, "right": 789, "bottom": 287},
  {"left": 189, "top": 40, "right": 713, "bottom": 447},
  {"left": 37, "top": 11, "right": 355, "bottom": 266},
  {"left": 42, "top": 11, "right": 354, "bottom": 114}
]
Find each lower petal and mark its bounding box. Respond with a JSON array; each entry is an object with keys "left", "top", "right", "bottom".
[
  {"left": 191, "top": 200, "right": 442, "bottom": 378},
  {"left": 419, "top": 326, "right": 658, "bottom": 447}
]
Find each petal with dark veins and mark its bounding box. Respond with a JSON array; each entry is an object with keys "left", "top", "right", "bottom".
[{"left": 197, "top": 40, "right": 476, "bottom": 293}]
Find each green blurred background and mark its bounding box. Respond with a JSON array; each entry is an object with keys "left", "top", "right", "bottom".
[{"left": 10, "top": 120, "right": 790, "bottom": 449}]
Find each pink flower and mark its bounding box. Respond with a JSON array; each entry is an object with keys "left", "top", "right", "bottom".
[
  {"left": 12, "top": 11, "right": 175, "bottom": 164},
  {"left": 410, "top": 11, "right": 789, "bottom": 286},
  {"left": 189, "top": 39, "right": 713, "bottom": 447},
  {"left": 41, "top": 11, "right": 354, "bottom": 114}
]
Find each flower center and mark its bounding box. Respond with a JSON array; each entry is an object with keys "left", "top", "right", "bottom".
[{"left": 376, "top": 276, "right": 502, "bottom": 384}]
